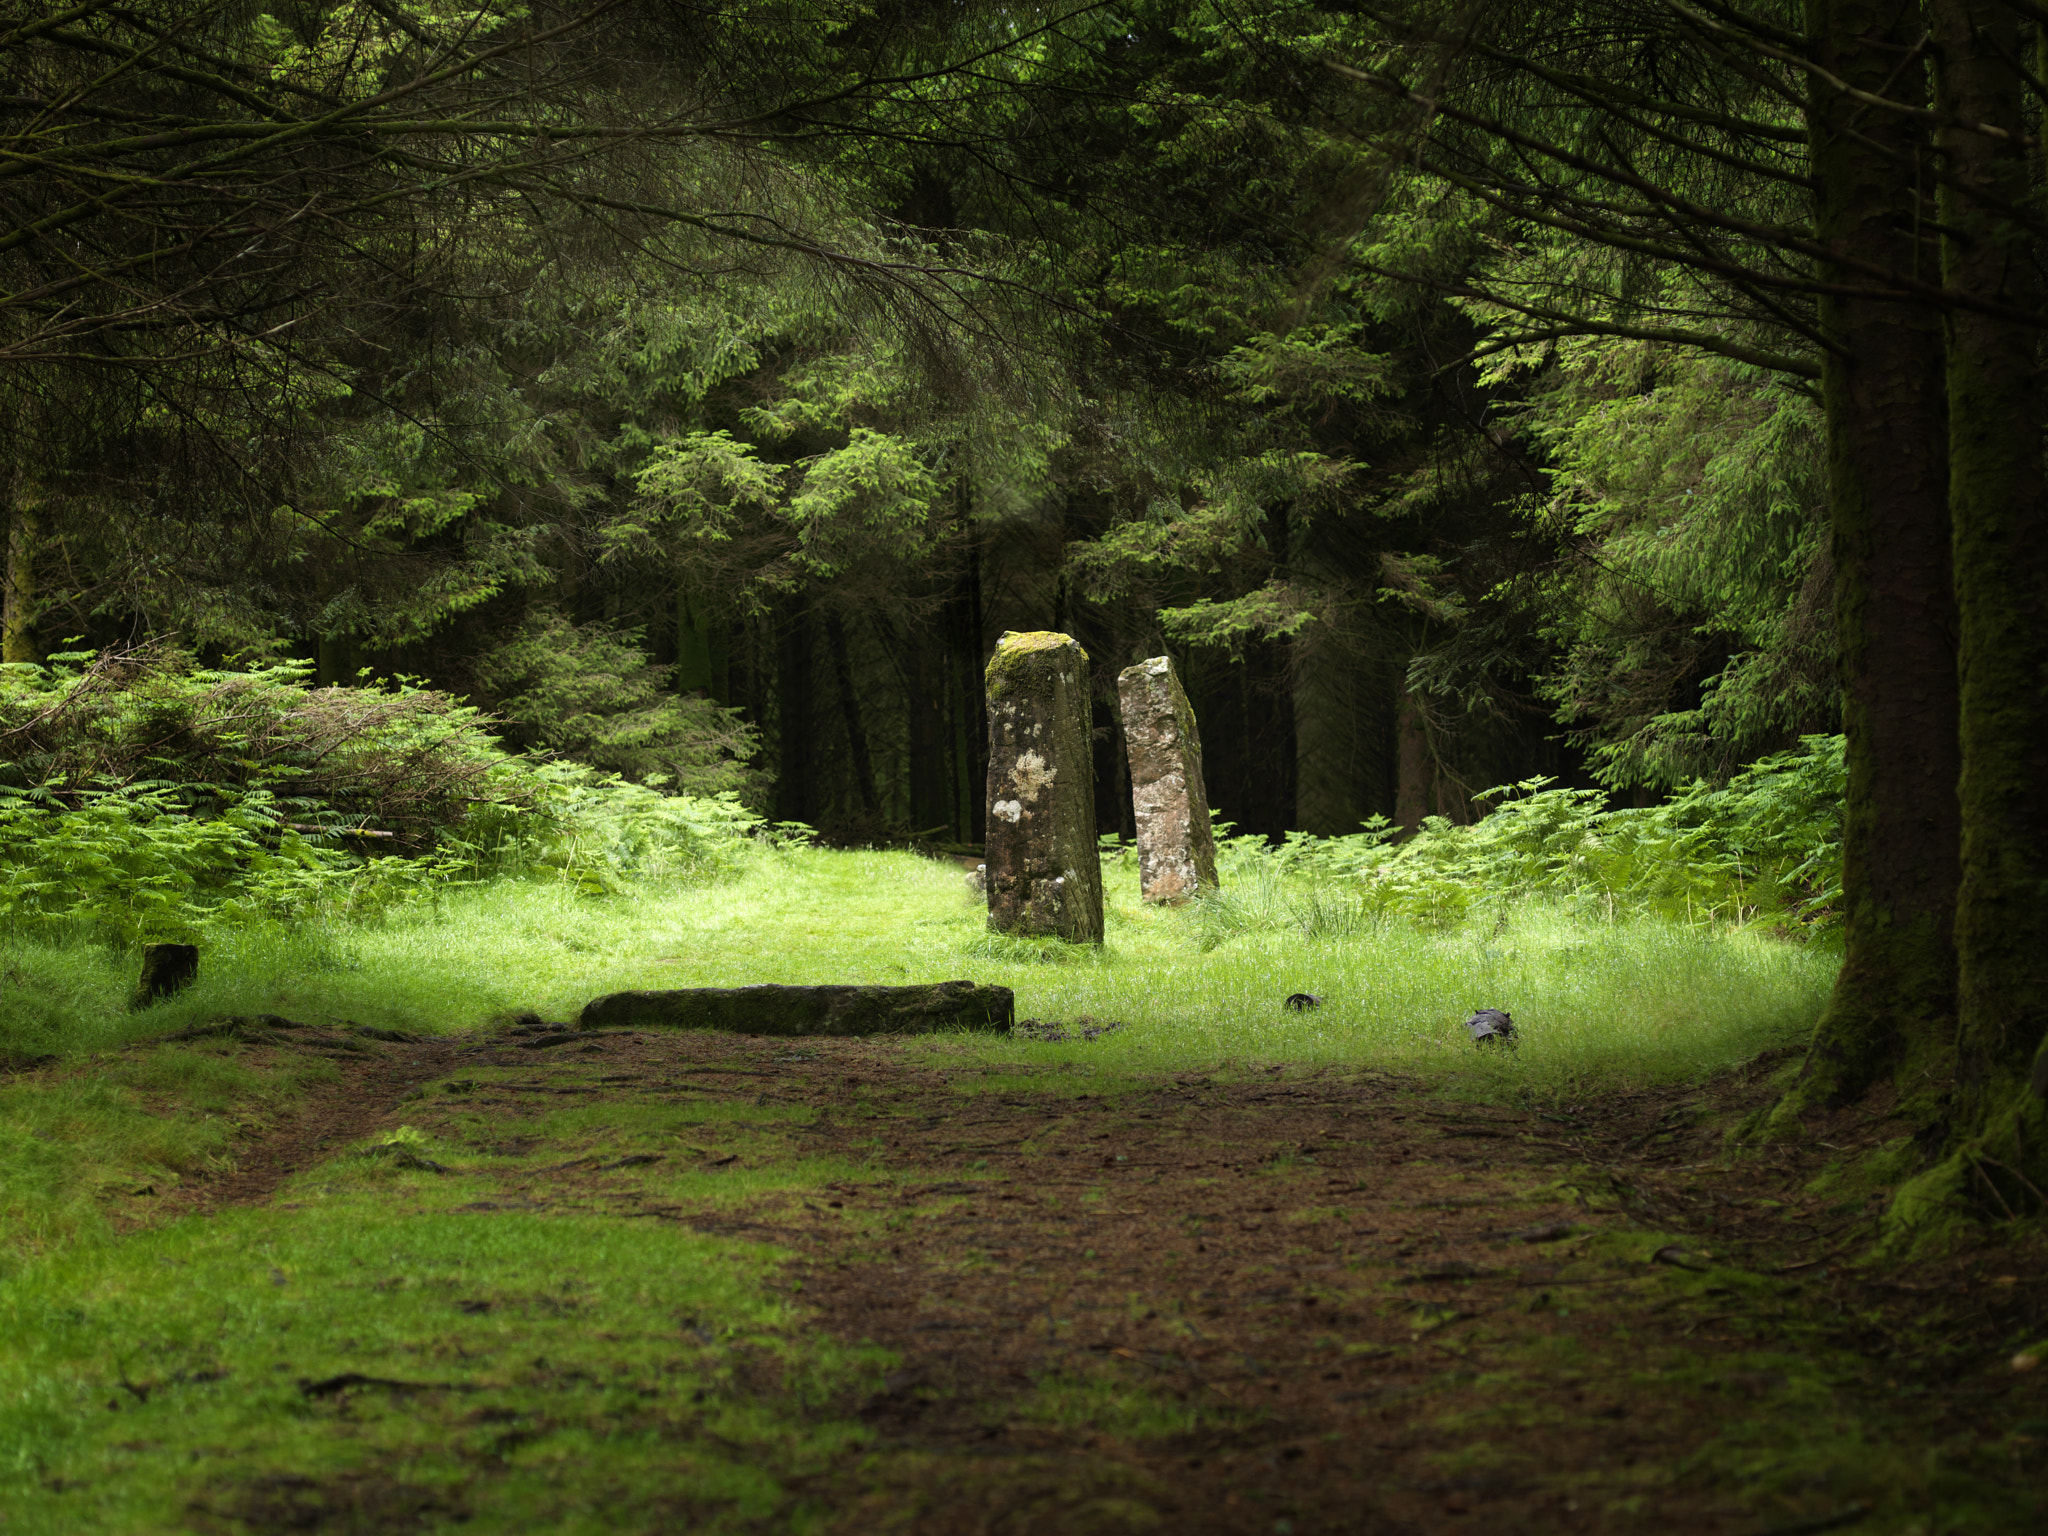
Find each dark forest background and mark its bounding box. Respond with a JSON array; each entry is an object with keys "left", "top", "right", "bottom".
[{"left": 0, "top": 2, "right": 1839, "bottom": 849}]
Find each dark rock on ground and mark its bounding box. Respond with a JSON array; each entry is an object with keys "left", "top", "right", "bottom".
[
  {"left": 1465, "top": 1008, "right": 1516, "bottom": 1045},
  {"left": 576, "top": 981, "right": 1015, "bottom": 1036}
]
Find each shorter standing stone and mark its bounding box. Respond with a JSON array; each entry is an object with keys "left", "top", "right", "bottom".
[
  {"left": 1118, "top": 655, "right": 1219, "bottom": 904},
  {"left": 131, "top": 943, "right": 199, "bottom": 1009},
  {"left": 984, "top": 631, "right": 1104, "bottom": 943}
]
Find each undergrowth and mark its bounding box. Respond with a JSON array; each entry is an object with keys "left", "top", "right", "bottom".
[
  {"left": 2, "top": 660, "right": 1839, "bottom": 1102},
  {"left": 0, "top": 649, "right": 771, "bottom": 947}
]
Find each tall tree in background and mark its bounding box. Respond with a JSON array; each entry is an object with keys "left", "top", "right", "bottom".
[{"left": 1320, "top": 0, "right": 2047, "bottom": 1230}]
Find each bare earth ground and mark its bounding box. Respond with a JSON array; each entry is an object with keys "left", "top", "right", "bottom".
[{"left": 111, "top": 1023, "right": 2048, "bottom": 1534}]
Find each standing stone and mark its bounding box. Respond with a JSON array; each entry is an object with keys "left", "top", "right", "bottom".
[
  {"left": 1118, "top": 655, "right": 1219, "bottom": 904},
  {"left": 984, "top": 631, "right": 1104, "bottom": 943}
]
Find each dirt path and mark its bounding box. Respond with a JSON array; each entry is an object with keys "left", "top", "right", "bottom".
[
  {"left": 151, "top": 1019, "right": 462, "bottom": 1218},
  {"left": 158, "top": 1025, "right": 2048, "bottom": 1534}
]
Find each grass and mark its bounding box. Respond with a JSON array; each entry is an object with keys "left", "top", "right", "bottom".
[
  {"left": 0, "top": 1048, "right": 341, "bottom": 1269},
  {"left": 0, "top": 1199, "right": 885, "bottom": 1534},
  {"left": 3, "top": 843, "right": 1835, "bottom": 1094},
  {"left": 0, "top": 841, "right": 1833, "bottom": 1268}
]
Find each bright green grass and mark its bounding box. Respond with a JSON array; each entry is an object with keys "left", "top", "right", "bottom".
[
  {"left": 0, "top": 1048, "right": 341, "bottom": 1266},
  {"left": 0, "top": 1196, "right": 884, "bottom": 1534},
  {"left": 5, "top": 844, "right": 1835, "bottom": 1092}
]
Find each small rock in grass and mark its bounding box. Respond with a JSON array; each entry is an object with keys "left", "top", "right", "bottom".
[{"left": 1464, "top": 1008, "right": 1516, "bottom": 1047}]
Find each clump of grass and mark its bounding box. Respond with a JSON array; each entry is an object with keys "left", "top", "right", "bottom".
[
  {"left": 0, "top": 1204, "right": 885, "bottom": 1534},
  {"left": 0, "top": 930, "right": 134, "bottom": 1061},
  {"left": 0, "top": 1043, "right": 340, "bottom": 1272}
]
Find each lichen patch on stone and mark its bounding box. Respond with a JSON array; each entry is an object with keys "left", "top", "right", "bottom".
[{"left": 1010, "top": 751, "right": 1055, "bottom": 804}]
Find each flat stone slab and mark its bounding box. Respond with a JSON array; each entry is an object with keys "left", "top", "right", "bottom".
[{"left": 576, "top": 981, "right": 1015, "bottom": 1036}]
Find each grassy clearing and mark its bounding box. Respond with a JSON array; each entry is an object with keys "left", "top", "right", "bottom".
[
  {"left": 5, "top": 843, "right": 1834, "bottom": 1096},
  {"left": 0, "top": 1072, "right": 911, "bottom": 1531},
  {"left": 0, "top": 841, "right": 1832, "bottom": 1267}
]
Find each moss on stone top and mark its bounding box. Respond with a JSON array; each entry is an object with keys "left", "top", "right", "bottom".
[{"left": 985, "top": 630, "right": 1088, "bottom": 697}]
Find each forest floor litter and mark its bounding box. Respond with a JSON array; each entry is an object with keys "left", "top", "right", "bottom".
[{"left": 13, "top": 1021, "right": 2047, "bottom": 1535}]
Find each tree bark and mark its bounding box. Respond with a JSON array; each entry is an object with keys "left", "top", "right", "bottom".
[
  {"left": 1929, "top": 1, "right": 2048, "bottom": 1148},
  {"left": 1784, "top": 0, "right": 1961, "bottom": 1114},
  {"left": 776, "top": 601, "right": 816, "bottom": 826},
  {"left": 825, "top": 612, "right": 881, "bottom": 819},
  {"left": 1395, "top": 681, "right": 1431, "bottom": 835},
  {"left": 675, "top": 589, "right": 714, "bottom": 694},
  {"left": 0, "top": 501, "right": 33, "bottom": 665}
]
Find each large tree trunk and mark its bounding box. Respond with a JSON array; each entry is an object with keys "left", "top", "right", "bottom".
[
  {"left": 1780, "top": 1, "right": 1961, "bottom": 1117},
  {"left": 1900, "top": 0, "right": 2048, "bottom": 1214}
]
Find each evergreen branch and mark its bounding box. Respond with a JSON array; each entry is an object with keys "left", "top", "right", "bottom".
[
  {"left": 1351, "top": 252, "right": 1823, "bottom": 376},
  {"left": 1339, "top": 68, "right": 2048, "bottom": 329},
  {"left": 1339, "top": 3, "right": 1809, "bottom": 144},
  {"left": 1663, "top": 0, "right": 1811, "bottom": 50},
  {"left": 671, "top": 1, "right": 1125, "bottom": 135},
  {"left": 0, "top": 6, "right": 623, "bottom": 262},
  {"left": 1661, "top": 0, "right": 2036, "bottom": 146}
]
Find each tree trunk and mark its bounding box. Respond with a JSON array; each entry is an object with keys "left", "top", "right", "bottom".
[
  {"left": 1395, "top": 681, "right": 1430, "bottom": 834},
  {"left": 826, "top": 612, "right": 880, "bottom": 819},
  {"left": 1909, "top": 1, "right": 2048, "bottom": 1207},
  {"left": 966, "top": 534, "right": 988, "bottom": 844},
  {"left": 675, "top": 589, "right": 714, "bottom": 695},
  {"left": 315, "top": 634, "right": 357, "bottom": 688},
  {"left": 0, "top": 499, "right": 34, "bottom": 665},
  {"left": 1783, "top": 1, "right": 1961, "bottom": 1116},
  {"left": 776, "top": 602, "right": 816, "bottom": 826}
]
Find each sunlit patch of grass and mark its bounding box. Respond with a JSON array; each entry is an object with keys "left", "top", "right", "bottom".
[
  {"left": 913, "top": 875, "right": 1834, "bottom": 1099},
  {"left": 0, "top": 1205, "right": 887, "bottom": 1535},
  {"left": 9, "top": 844, "right": 1832, "bottom": 1098}
]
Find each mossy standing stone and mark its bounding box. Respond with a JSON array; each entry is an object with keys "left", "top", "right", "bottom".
[
  {"left": 984, "top": 630, "right": 1104, "bottom": 943},
  {"left": 1117, "top": 655, "right": 1219, "bottom": 904}
]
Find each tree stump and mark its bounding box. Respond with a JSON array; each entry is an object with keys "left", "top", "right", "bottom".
[
  {"left": 131, "top": 942, "right": 199, "bottom": 1009},
  {"left": 1118, "top": 654, "right": 1220, "bottom": 904},
  {"left": 983, "top": 630, "right": 1104, "bottom": 943}
]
